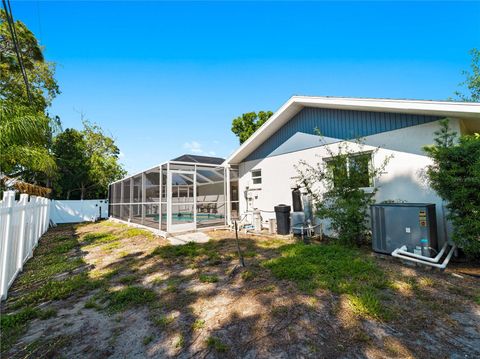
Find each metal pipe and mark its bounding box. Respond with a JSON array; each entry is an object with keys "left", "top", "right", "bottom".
[{"left": 391, "top": 245, "right": 456, "bottom": 269}]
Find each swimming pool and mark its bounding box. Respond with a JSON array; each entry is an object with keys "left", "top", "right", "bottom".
[{"left": 145, "top": 213, "right": 225, "bottom": 222}]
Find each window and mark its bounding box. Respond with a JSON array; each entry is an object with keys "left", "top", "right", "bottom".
[
  {"left": 326, "top": 153, "right": 372, "bottom": 188},
  {"left": 251, "top": 169, "right": 262, "bottom": 185},
  {"left": 349, "top": 153, "right": 372, "bottom": 188}
]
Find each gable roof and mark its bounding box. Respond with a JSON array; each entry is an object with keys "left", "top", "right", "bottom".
[
  {"left": 171, "top": 154, "right": 225, "bottom": 165},
  {"left": 225, "top": 96, "right": 480, "bottom": 164}
]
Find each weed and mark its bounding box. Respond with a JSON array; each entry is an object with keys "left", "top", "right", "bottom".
[
  {"left": 175, "top": 334, "right": 185, "bottom": 348},
  {"left": 206, "top": 336, "right": 228, "bottom": 352},
  {"left": 153, "top": 314, "right": 175, "bottom": 328},
  {"left": 257, "top": 285, "right": 275, "bottom": 293},
  {"left": 143, "top": 335, "right": 154, "bottom": 345},
  {"left": 38, "top": 308, "right": 57, "bottom": 319},
  {"left": 243, "top": 250, "right": 257, "bottom": 258},
  {"left": 82, "top": 232, "right": 118, "bottom": 246},
  {"left": 241, "top": 270, "right": 254, "bottom": 281},
  {"left": 1, "top": 307, "right": 58, "bottom": 352},
  {"left": 122, "top": 228, "right": 154, "bottom": 239},
  {"left": 152, "top": 242, "right": 200, "bottom": 259},
  {"left": 118, "top": 274, "right": 137, "bottom": 285},
  {"left": 151, "top": 276, "right": 164, "bottom": 286},
  {"left": 106, "top": 286, "right": 156, "bottom": 312},
  {"left": 164, "top": 278, "right": 183, "bottom": 293},
  {"left": 12, "top": 274, "right": 103, "bottom": 309},
  {"left": 102, "top": 241, "right": 122, "bottom": 251},
  {"left": 192, "top": 319, "right": 205, "bottom": 330},
  {"left": 84, "top": 297, "right": 102, "bottom": 310},
  {"left": 50, "top": 239, "right": 78, "bottom": 255},
  {"left": 199, "top": 274, "right": 218, "bottom": 283},
  {"left": 271, "top": 305, "right": 289, "bottom": 317}
]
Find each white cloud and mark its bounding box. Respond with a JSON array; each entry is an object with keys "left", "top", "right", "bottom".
[
  {"left": 183, "top": 141, "right": 218, "bottom": 157},
  {"left": 118, "top": 151, "right": 125, "bottom": 159},
  {"left": 183, "top": 141, "right": 203, "bottom": 154}
]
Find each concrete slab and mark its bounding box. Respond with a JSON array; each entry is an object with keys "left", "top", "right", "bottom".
[{"left": 168, "top": 232, "right": 211, "bottom": 245}]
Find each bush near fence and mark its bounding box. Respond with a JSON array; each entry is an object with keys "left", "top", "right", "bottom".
[{"left": 0, "top": 191, "right": 50, "bottom": 300}]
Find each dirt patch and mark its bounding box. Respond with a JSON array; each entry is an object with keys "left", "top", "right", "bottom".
[{"left": 2, "top": 222, "right": 479, "bottom": 358}]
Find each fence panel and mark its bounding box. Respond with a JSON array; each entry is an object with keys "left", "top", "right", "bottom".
[{"left": 0, "top": 191, "right": 50, "bottom": 300}]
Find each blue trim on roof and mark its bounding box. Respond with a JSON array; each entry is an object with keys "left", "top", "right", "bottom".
[{"left": 244, "top": 107, "right": 441, "bottom": 162}]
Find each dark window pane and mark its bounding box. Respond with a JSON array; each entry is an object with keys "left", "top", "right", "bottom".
[{"left": 349, "top": 154, "right": 371, "bottom": 187}]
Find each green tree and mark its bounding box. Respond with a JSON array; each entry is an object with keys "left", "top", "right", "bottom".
[
  {"left": 52, "top": 128, "right": 89, "bottom": 199},
  {"left": 296, "top": 139, "right": 390, "bottom": 246},
  {"left": 0, "top": 9, "right": 59, "bottom": 183},
  {"left": 454, "top": 48, "right": 480, "bottom": 102},
  {"left": 53, "top": 121, "right": 125, "bottom": 199},
  {"left": 0, "top": 102, "right": 56, "bottom": 177},
  {"left": 231, "top": 111, "right": 273, "bottom": 144},
  {"left": 0, "top": 9, "right": 59, "bottom": 112},
  {"left": 424, "top": 120, "right": 480, "bottom": 258}
]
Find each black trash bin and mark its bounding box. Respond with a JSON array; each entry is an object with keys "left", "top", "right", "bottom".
[{"left": 274, "top": 204, "right": 291, "bottom": 235}]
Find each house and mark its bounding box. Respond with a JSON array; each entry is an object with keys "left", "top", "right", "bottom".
[
  {"left": 224, "top": 96, "right": 480, "bottom": 245},
  {"left": 109, "top": 96, "right": 480, "bottom": 245}
]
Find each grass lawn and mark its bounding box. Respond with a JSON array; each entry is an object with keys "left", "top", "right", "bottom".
[{"left": 1, "top": 221, "right": 479, "bottom": 358}]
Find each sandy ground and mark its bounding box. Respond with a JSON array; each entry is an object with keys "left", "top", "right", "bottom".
[{"left": 2, "top": 221, "right": 479, "bottom": 358}]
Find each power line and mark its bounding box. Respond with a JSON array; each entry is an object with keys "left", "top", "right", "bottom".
[{"left": 2, "top": 0, "right": 33, "bottom": 103}]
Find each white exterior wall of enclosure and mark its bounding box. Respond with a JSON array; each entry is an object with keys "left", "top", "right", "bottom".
[
  {"left": 0, "top": 191, "right": 50, "bottom": 300},
  {"left": 108, "top": 156, "right": 233, "bottom": 236}
]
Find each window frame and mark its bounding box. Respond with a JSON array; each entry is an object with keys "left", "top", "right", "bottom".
[
  {"left": 324, "top": 151, "right": 374, "bottom": 189},
  {"left": 251, "top": 169, "right": 262, "bottom": 186}
]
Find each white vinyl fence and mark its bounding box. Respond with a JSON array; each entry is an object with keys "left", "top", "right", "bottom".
[
  {"left": 0, "top": 191, "right": 50, "bottom": 300},
  {"left": 50, "top": 199, "right": 108, "bottom": 224}
]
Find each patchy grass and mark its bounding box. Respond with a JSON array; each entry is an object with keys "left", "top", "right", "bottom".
[
  {"left": 153, "top": 314, "right": 175, "bottom": 328},
  {"left": 206, "top": 336, "right": 228, "bottom": 352},
  {"left": 199, "top": 273, "right": 219, "bottom": 283},
  {"left": 143, "top": 335, "right": 154, "bottom": 345},
  {"left": 152, "top": 242, "right": 201, "bottom": 259},
  {"left": 241, "top": 270, "right": 255, "bottom": 281},
  {"left": 4, "top": 224, "right": 480, "bottom": 358},
  {"left": 121, "top": 228, "right": 154, "bottom": 239},
  {"left": 1, "top": 307, "right": 57, "bottom": 350},
  {"left": 105, "top": 286, "right": 157, "bottom": 313},
  {"left": 263, "top": 243, "right": 391, "bottom": 320},
  {"left": 118, "top": 274, "right": 138, "bottom": 285},
  {"left": 82, "top": 232, "right": 118, "bottom": 246},
  {"left": 12, "top": 273, "right": 103, "bottom": 310}
]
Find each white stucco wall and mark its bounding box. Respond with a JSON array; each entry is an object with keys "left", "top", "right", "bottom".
[{"left": 238, "top": 119, "right": 462, "bottom": 246}]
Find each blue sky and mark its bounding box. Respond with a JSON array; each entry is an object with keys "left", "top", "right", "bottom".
[{"left": 12, "top": 1, "right": 480, "bottom": 174}]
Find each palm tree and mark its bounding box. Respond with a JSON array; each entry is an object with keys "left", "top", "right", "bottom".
[{"left": 0, "top": 101, "right": 56, "bottom": 178}]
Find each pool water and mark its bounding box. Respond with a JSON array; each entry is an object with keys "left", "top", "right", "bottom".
[{"left": 146, "top": 213, "right": 224, "bottom": 222}]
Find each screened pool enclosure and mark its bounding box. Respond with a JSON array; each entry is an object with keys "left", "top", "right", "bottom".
[{"left": 108, "top": 155, "right": 239, "bottom": 236}]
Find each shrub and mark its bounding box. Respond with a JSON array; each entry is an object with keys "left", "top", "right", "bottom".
[
  {"left": 424, "top": 120, "right": 480, "bottom": 257},
  {"left": 296, "top": 138, "right": 390, "bottom": 246}
]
